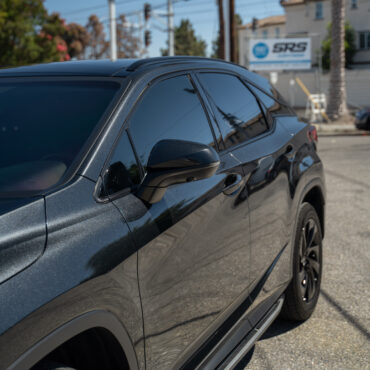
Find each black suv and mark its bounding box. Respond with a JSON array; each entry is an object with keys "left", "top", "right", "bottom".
[{"left": 0, "top": 57, "right": 325, "bottom": 370}]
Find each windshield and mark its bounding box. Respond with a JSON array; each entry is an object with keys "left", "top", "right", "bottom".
[{"left": 0, "top": 79, "right": 121, "bottom": 194}]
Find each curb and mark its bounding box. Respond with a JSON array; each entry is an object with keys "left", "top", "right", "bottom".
[
  {"left": 316, "top": 130, "right": 370, "bottom": 136},
  {"left": 313, "top": 124, "right": 370, "bottom": 137}
]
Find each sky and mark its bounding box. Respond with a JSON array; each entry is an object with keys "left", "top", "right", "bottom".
[{"left": 44, "top": 0, "right": 284, "bottom": 57}]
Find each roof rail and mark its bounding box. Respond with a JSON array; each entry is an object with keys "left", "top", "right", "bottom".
[{"left": 124, "top": 56, "right": 239, "bottom": 73}]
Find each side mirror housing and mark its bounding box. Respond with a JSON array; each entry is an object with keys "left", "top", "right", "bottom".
[{"left": 137, "top": 139, "right": 220, "bottom": 204}]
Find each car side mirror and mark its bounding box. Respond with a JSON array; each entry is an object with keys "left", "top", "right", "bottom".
[{"left": 137, "top": 139, "right": 220, "bottom": 204}]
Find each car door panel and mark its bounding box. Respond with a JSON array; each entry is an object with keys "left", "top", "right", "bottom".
[
  {"left": 196, "top": 70, "right": 293, "bottom": 326},
  {"left": 107, "top": 73, "right": 252, "bottom": 369},
  {"left": 231, "top": 120, "right": 293, "bottom": 325},
  {"left": 112, "top": 155, "right": 251, "bottom": 370}
]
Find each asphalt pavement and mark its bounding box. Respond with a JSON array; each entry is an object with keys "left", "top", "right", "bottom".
[{"left": 243, "top": 136, "right": 370, "bottom": 369}]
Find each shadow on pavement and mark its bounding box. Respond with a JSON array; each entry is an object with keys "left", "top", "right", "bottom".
[
  {"left": 233, "top": 319, "right": 303, "bottom": 368},
  {"left": 321, "top": 288, "right": 370, "bottom": 340},
  {"left": 260, "top": 317, "right": 303, "bottom": 340}
]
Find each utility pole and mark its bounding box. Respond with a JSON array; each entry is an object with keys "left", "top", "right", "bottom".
[
  {"left": 223, "top": 0, "right": 230, "bottom": 61},
  {"left": 217, "top": 0, "right": 225, "bottom": 59},
  {"left": 108, "top": 0, "right": 117, "bottom": 61},
  {"left": 229, "top": 0, "right": 237, "bottom": 63},
  {"left": 168, "top": 0, "right": 175, "bottom": 56}
]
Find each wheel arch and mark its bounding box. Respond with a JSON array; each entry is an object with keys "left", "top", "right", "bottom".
[
  {"left": 301, "top": 183, "right": 325, "bottom": 239},
  {"left": 287, "top": 176, "right": 325, "bottom": 280},
  {"left": 8, "top": 310, "right": 139, "bottom": 370}
]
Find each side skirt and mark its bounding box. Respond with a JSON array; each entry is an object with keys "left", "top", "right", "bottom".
[
  {"left": 191, "top": 246, "right": 289, "bottom": 370},
  {"left": 217, "top": 297, "right": 284, "bottom": 370}
]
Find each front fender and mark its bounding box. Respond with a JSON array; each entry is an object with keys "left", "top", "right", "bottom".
[{"left": 8, "top": 310, "right": 139, "bottom": 370}]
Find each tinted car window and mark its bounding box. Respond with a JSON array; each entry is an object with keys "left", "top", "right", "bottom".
[
  {"left": 248, "top": 84, "right": 293, "bottom": 117},
  {"left": 246, "top": 73, "right": 275, "bottom": 94},
  {"left": 0, "top": 80, "right": 120, "bottom": 193},
  {"left": 103, "top": 131, "right": 141, "bottom": 196},
  {"left": 129, "top": 75, "right": 214, "bottom": 168},
  {"left": 198, "top": 73, "right": 268, "bottom": 149}
]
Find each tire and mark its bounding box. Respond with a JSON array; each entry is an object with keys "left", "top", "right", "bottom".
[
  {"left": 32, "top": 361, "right": 75, "bottom": 370},
  {"left": 281, "top": 202, "right": 323, "bottom": 321}
]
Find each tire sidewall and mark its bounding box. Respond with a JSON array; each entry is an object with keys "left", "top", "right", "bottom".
[{"left": 291, "top": 202, "right": 323, "bottom": 319}]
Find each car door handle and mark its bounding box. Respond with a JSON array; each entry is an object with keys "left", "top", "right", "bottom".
[{"left": 223, "top": 174, "right": 244, "bottom": 195}]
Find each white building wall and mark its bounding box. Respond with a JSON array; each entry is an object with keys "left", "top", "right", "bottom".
[
  {"left": 284, "top": 0, "right": 370, "bottom": 65},
  {"left": 238, "top": 0, "right": 370, "bottom": 67},
  {"left": 267, "top": 69, "right": 370, "bottom": 108}
]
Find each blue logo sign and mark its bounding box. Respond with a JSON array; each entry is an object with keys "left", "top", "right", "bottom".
[{"left": 253, "top": 42, "right": 269, "bottom": 59}]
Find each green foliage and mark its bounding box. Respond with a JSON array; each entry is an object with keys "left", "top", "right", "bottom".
[
  {"left": 211, "top": 34, "right": 220, "bottom": 59},
  {"left": 0, "top": 0, "right": 90, "bottom": 66},
  {"left": 161, "top": 19, "right": 207, "bottom": 57},
  {"left": 321, "top": 21, "right": 357, "bottom": 70},
  {"left": 0, "top": 0, "right": 55, "bottom": 66}
]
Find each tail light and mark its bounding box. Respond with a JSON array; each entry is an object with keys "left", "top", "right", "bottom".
[{"left": 308, "top": 125, "right": 318, "bottom": 143}]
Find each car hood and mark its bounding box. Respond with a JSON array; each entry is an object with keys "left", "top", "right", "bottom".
[{"left": 0, "top": 196, "right": 46, "bottom": 284}]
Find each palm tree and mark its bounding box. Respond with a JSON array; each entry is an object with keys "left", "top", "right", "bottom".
[{"left": 326, "top": 0, "right": 348, "bottom": 120}]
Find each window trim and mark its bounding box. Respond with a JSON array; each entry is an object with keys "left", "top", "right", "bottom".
[
  {"left": 359, "top": 31, "right": 370, "bottom": 50},
  {"left": 95, "top": 128, "right": 142, "bottom": 203},
  {"left": 315, "top": 2, "right": 324, "bottom": 20},
  {"left": 350, "top": 0, "right": 358, "bottom": 9},
  {"left": 97, "top": 71, "right": 219, "bottom": 201}
]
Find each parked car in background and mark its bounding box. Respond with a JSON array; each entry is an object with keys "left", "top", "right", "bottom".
[
  {"left": 355, "top": 107, "right": 370, "bottom": 130},
  {"left": 0, "top": 57, "right": 325, "bottom": 370}
]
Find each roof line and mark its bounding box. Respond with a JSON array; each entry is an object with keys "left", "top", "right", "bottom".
[{"left": 123, "top": 56, "right": 241, "bottom": 73}]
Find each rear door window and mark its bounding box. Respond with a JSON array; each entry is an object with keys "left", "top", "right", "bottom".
[
  {"left": 248, "top": 84, "right": 293, "bottom": 118},
  {"left": 197, "top": 73, "right": 268, "bottom": 149}
]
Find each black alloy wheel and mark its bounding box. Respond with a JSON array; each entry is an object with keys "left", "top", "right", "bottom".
[
  {"left": 299, "top": 218, "right": 321, "bottom": 303},
  {"left": 281, "top": 202, "right": 323, "bottom": 321}
]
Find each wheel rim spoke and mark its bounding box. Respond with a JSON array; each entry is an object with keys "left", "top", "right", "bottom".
[
  {"left": 307, "top": 244, "right": 319, "bottom": 257},
  {"left": 301, "top": 228, "right": 307, "bottom": 256},
  {"left": 307, "top": 267, "right": 316, "bottom": 301},
  {"left": 308, "top": 257, "right": 320, "bottom": 275},
  {"left": 306, "top": 221, "right": 316, "bottom": 250},
  {"left": 298, "top": 217, "right": 321, "bottom": 303}
]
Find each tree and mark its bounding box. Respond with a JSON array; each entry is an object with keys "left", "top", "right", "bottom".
[
  {"left": 0, "top": 1, "right": 90, "bottom": 66},
  {"left": 41, "top": 12, "right": 71, "bottom": 61},
  {"left": 0, "top": 0, "right": 55, "bottom": 66},
  {"left": 326, "top": 0, "right": 348, "bottom": 120},
  {"left": 41, "top": 13, "right": 90, "bottom": 61},
  {"left": 322, "top": 21, "right": 356, "bottom": 70},
  {"left": 64, "top": 23, "right": 90, "bottom": 60},
  {"left": 116, "top": 15, "right": 141, "bottom": 58},
  {"left": 161, "top": 19, "right": 206, "bottom": 57},
  {"left": 86, "top": 15, "right": 108, "bottom": 59}
]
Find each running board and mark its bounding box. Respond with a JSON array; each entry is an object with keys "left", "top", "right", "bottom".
[{"left": 217, "top": 297, "right": 284, "bottom": 370}]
